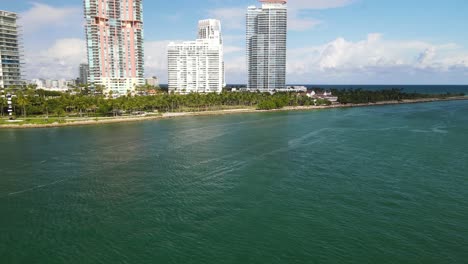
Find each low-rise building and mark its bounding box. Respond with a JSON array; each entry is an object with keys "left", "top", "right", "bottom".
[
  {"left": 29, "top": 78, "right": 76, "bottom": 92},
  {"left": 309, "top": 90, "right": 338, "bottom": 103}
]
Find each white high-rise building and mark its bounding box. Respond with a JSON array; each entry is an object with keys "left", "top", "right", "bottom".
[
  {"left": 247, "top": 0, "right": 287, "bottom": 92},
  {"left": 168, "top": 19, "right": 224, "bottom": 94},
  {"left": 0, "top": 10, "right": 23, "bottom": 89}
]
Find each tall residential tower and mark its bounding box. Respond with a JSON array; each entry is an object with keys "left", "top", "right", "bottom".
[
  {"left": 168, "top": 19, "right": 225, "bottom": 94},
  {"left": 247, "top": 0, "right": 287, "bottom": 92},
  {"left": 83, "top": 0, "right": 145, "bottom": 96},
  {"left": 0, "top": 10, "right": 23, "bottom": 89}
]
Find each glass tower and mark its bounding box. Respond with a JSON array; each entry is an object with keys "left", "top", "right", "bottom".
[
  {"left": 0, "top": 10, "right": 23, "bottom": 89},
  {"left": 247, "top": 0, "right": 287, "bottom": 92}
]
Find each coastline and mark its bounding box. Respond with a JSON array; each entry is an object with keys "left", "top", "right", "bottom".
[{"left": 1, "top": 96, "right": 467, "bottom": 129}]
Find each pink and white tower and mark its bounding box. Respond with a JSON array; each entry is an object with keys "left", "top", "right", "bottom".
[{"left": 84, "top": 0, "right": 145, "bottom": 96}]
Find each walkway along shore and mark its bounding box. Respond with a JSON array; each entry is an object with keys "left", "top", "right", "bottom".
[{"left": 1, "top": 96, "right": 467, "bottom": 129}]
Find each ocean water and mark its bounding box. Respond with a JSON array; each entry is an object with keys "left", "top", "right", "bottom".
[
  {"left": 1, "top": 100, "right": 468, "bottom": 263},
  {"left": 301, "top": 85, "right": 468, "bottom": 95}
]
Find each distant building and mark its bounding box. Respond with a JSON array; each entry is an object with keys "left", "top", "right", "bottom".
[
  {"left": 147, "top": 89, "right": 158, "bottom": 96},
  {"left": 278, "top": 86, "right": 307, "bottom": 93},
  {"left": 51, "top": 80, "right": 59, "bottom": 89},
  {"left": 79, "top": 63, "right": 89, "bottom": 85},
  {"left": 145, "top": 76, "right": 159, "bottom": 87},
  {"left": 66, "top": 79, "right": 76, "bottom": 88},
  {"left": 31, "top": 79, "right": 46, "bottom": 88},
  {"left": 0, "top": 10, "right": 23, "bottom": 89},
  {"left": 247, "top": 0, "right": 287, "bottom": 92},
  {"left": 30, "top": 78, "right": 75, "bottom": 91},
  {"left": 168, "top": 19, "right": 224, "bottom": 94},
  {"left": 84, "top": 0, "right": 145, "bottom": 96},
  {"left": 308, "top": 90, "right": 338, "bottom": 103},
  {"left": 45, "top": 79, "right": 52, "bottom": 88},
  {"left": 305, "top": 90, "right": 316, "bottom": 98}
]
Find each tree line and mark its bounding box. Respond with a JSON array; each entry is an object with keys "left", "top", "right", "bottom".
[
  {"left": 0, "top": 88, "right": 329, "bottom": 118},
  {"left": 2, "top": 86, "right": 462, "bottom": 118},
  {"left": 331, "top": 88, "right": 464, "bottom": 104}
]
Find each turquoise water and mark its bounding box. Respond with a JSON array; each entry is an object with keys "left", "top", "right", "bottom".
[
  {"left": 302, "top": 85, "right": 468, "bottom": 94},
  {"left": 1, "top": 101, "right": 468, "bottom": 263}
]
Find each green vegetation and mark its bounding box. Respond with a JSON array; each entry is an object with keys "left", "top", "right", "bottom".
[
  {"left": 0, "top": 88, "right": 327, "bottom": 119},
  {"left": 256, "top": 92, "right": 324, "bottom": 110},
  {"left": 0, "top": 96, "right": 6, "bottom": 117},
  {"left": 257, "top": 100, "right": 278, "bottom": 110},
  {"left": 0, "top": 118, "right": 67, "bottom": 126},
  {"left": 331, "top": 88, "right": 465, "bottom": 104}
]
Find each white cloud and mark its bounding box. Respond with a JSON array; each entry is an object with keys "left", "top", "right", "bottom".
[
  {"left": 23, "top": 33, "right": 468, "bottom": 84},
  {"left": 287, "top": 0, "right": 354, "bottom": 31},
  {"left": 21, "top": 3, "right": 82, "bottom": 33},
  {"left": 224, "top": 55, "right": 247, "bottom": 84},
  {"left": 286, "top": 34, "right": 468, "bottom": 83},
  {"left": 207, "top": 0, "right": 351, "bottom": 32},
  {"left": 144, "top": 40, "right": 174, "bottom": 81},
  {"left": 288, "top": 16, "right": 322, "bottom": 31},
  {"left": 288, "top": 0, "right": 354, "bottom": 10},
  {"left": 207, "top": 6, "right": 323, "bottom": 31},
  {"left": 28, "top": 33, "right": 468, "bottom": 84},
  {"left": 207, "top": 8, "right": 245, "bottom": 30},
  {"left": 24, "top": 38, "right": 86, "bottom": 79},
  {"left": 224, "top": 45, "right": 242, "bottom": 54}
]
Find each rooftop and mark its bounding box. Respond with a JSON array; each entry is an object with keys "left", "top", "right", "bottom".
[
  {"left": 0, "top": 10, "right": 18, "bottom": 17},
  {"left": 260, "top": 0, "right": 287, "bottom": 3}
]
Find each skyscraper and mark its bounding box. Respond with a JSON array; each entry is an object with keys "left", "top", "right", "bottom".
[
  {"left": 168, "top": 19, "right": 224, "bottom": 94},
  {"left": 79, "top": 63, "right": 89, "bottom": 85},
  {"left": 83, "top": 0, "right": 145, "bottom": 96},
  {"left": 247, "top": 0, "right": 287, "bottom": 92},
  {"left": 0, "top": 10, "right": 23, "bottom": 89}
]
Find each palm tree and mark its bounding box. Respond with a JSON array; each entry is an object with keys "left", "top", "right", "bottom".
[
  {"left": 94, "top": 84, "right": 105, "bottom": 96},
  {"left": 0, "top": 96, "right": 6, "bottom": 117},
  {"left": 15, "top": 91, "right": 29, "bottom": 118},
  {"left": 41, "top": 97, "right": 49, "bottom": 119},
  {"left": 56, "top": 108, "right": 65, "bottom": 120}
]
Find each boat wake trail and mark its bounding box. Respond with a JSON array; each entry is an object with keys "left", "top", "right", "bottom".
[{"left": 6, "top": 179, "right": 68, "bottom": 197}]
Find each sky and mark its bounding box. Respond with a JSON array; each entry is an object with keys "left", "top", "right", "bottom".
[{"left": 1, "top": 0, "right": 468, "bottom": 84}]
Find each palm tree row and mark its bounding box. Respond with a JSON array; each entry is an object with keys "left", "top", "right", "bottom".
[
  {"left": 1, "top": 89, "right": 327, "bottom": 118},
  {"left": 331, "top": 88, "right": 464, "bottom": 104},
  {"left": 3, "top": 87, "right": 455, "bottom": 118}
]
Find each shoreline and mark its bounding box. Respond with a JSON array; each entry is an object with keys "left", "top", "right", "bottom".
[{"left": 1, "top": 96, "right": 467, "bottom": 129}]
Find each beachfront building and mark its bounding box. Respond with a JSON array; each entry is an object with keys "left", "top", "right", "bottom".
[
  {"left": 78, "top": 63, "right": 89, "bottom": 85},
  {"left": 247, "top": 0, "right": 287, "bottom": 92},
  {"left": 0, "top": 10, "right": 23, "bottom": 89},
  {"left": 145, "top": 76, "right": 159, "bottom": 87},
  {"left": 30, "top": 78, "right": 76, "bottom": 91},
  {"left": 168, "top": 19, "right": 224, "bottom": 94},
  {"left": 83, "top": 0, "right": 145, "bottom": 96}
]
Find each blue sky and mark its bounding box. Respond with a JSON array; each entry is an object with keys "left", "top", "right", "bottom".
[{"left": 2, "top": 0, "right": 468, "bottom": 84}]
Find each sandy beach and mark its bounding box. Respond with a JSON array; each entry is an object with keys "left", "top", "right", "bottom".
[{"left": 1, "top": 96, "right": 467, "bottom": 129}]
